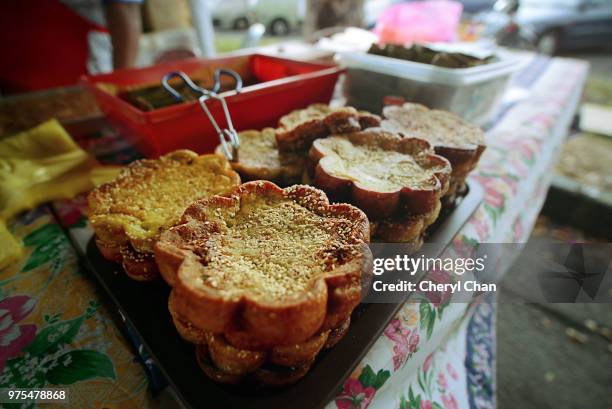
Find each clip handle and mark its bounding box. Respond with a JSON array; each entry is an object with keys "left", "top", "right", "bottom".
[
  {"left": 161, "top": 71, "right": 210, "bottom": 102},
  {"left": 161, "top": 70, "right": 241, "bottom": 162},
  {"left": 211, "top": 68, "right": 244, "bottom": 94}
]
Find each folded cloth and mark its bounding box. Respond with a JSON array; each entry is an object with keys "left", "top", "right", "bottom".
[
  {"left": 0, "top": 220, "right": 22, "bottom": 270},
  {"left": 0, "top": 119, "right": 120, "bottom": 268}
]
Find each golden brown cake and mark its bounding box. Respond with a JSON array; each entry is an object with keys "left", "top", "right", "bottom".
[
  {"left": 195, "top": 343, "right": 315, "bottom": 386},
  {"left": 381, "top": 103, "right": 486, "bottom": 205},
  {"left": 154, "top": 181, "right": 371, "bottom": 348},
  {"left": 370, "top": 200, "right": 441, "bottom": 247},
  {"left": 208, "top": 329, "right": 327, "bottom": 372},
  {"left": 88, "top": 150, "right": 240, "bottom": 280},
  {"left": 168, "top": 286, "right": 351, "bottom": 385},
  {"left": 192, "top": 318, "right": 350, "bottom": 386},
  {"left": 308, "top": 130, "right": 451, "bottom": 221},
  {"left": 276, "top": 104, "right": 381, "bottom": 152},
  {"left": 215, "top": 128, "right": 306, "bottom": 185},
  {"left": 168, "top": 290, "right": 207, "bottom": 344}
]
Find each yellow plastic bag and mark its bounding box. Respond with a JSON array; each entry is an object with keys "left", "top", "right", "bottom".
[
  {"left": 0, "top": 219, "right": 22, "bottom": 270},
  {"left": 0, "top": 119, "right": 121, "bottom": 268}
]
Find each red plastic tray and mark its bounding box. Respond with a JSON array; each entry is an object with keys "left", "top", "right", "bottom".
[{"left": 82, "top": 54, "right": 343, "bottom": 157}]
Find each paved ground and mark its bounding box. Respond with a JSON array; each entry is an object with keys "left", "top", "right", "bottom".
[
  {"left": 497, "top": 50, "right": 612, "bottom": 409},
  {"left": 497, "top": 300, "right": 612, "bottom": 409},
  {"left": 496, "top": 223, "right": 612, "bottom": 409}
]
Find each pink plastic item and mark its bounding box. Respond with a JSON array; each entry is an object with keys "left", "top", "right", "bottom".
[{"left": 374, "top": 1, "right": 463, "bottom": 44}]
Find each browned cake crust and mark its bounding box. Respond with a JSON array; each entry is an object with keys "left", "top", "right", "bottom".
[
  {"left": 323, "top": 315, "right": 350, "bottom": 349},
  {"left": 215, "top": 128, "right": 306, "bottom": 186},
  {"left": 95, "top": 237, "right": 123, "bottom": 263},
  {"left": 168, "top": 290, "right": 207, "bottom": 344},
  {"left": 155, "top": 181, "right": 371, "bottom": 347},
  {"left": 381, "top": 103, "right": 486, "bottom": 178},
  {"left": 309, "top": 130, "right": 451, "bottom": 220},
  {"left": 251, "top": 361, "right": 314, "bottom": 387},
  {"left": 95, "top": 237, "right": 160, "bottom": 281},
  {"left": 168, "top": 289, "right": 349, "bottom": 365},
  {"left": 195, "top": 344, "right": 246, "bottom": 384},
  {"left": 207, "top": 329, "right": 329, "bottom": 372},
  {"left": 119, "top": 244, "right": 160, "bottom": 281},
  {"left": 88, "top": 150, "right": 240, "bottom": 280},
  {"left": 276, "top": 104, "right": 381, "bottom": 152},
  {"left": 173, "top": 284, "right": 352, "bottom": 386},
  {"left": 268, "top": 329, "right": 330, "bottom": 367},
  {"left": 195, "top": 344, "right": 315, "bottom": 386},
  {"left": 206, "top": 332, "right": 268, "bottom": 375},
  {"left": 370, "top": 200, "right": 441, "bottom": 247},
  {"left": 193, "top": 318, "right": 351, "bottom": 386}
]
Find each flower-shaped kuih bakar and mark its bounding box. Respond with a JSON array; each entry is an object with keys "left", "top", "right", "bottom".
[
  {"left": 215, "top": 128, "right": 306, "bottom": 186},
  {"left": 381, "top": 103, "right": 486, "bottom": 202},
  {"left": 168, "top": 289, "right": 353, "bottom": 385},
  {"left": 308, "top": 130, "right": 452, "bottom": 222},
  {"left": 275, "top": 103, "right": 381, "bottom": 152},
  {"left": 87, "top": 150, "right": 240, "bottom": 281},
  {"left": 154, "top": 181, "right": 372, "bottom": 350}
]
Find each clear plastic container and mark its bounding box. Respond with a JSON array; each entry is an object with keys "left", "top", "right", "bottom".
[{"left": 338, "top": 51, "right": 523, "bottom": 125}]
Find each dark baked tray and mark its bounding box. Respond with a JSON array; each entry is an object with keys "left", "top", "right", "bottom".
[{"left": 82, "top": 181, "right": 483, "bottom": 409}]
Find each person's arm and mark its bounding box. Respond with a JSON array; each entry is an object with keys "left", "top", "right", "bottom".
[{"left": 105, "top": 2, "right": 142, "bottom": 70}]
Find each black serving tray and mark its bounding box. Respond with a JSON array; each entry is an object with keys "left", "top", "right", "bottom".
[{"left": 82, "top": 182, "right": 484, "bottom": 409}]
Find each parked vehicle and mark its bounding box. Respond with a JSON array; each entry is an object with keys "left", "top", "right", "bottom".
[
  {"left": 481, "top": 0, "right": 612, "bottom": 54},
  {"left": 458, "top": 0, "right": 497, "bottom": 14},
  {"left": 210, "top": 0, "right": 303, "bottom": 35},
  {"left": 210, "top": 0, "right": 253, "bottom": 30},
  {"left": 251, "top": 0, "right": 305, "bottom": 35}
]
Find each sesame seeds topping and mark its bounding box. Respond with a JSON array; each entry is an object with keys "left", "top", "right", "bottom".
[
  {"left": 168, "top": 183, "right": 367, "bottom": 302},
  {"left": 89, "top": 152, "right": 239, "bottom": 253},
  {"left": 204, "top": 199, "right": 343, "bottom": 298},
  {"left": 278, "top": 103, "right": 332, "bottom": 129}
]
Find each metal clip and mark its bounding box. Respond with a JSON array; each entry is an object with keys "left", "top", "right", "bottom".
[{"left": 161, "top": 69, "right": 243, "bottom": 161}]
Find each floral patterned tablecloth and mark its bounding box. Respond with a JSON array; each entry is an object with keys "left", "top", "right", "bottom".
[{"left": 0, "top": 54, "right": 588, "bottom": 409}]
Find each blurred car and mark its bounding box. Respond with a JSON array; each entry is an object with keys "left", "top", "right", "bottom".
[
  {"left": 210, "top": 0, "right": 253, "bottom": 30},
  {"left": 210, "top": 0, "right": 303, "bottom": 35},
  {"left": 461, "top": 0, "right": 496, "bottom": 13},
  {"left": 482, "top": 0, "right": 612, "bottom": 54},
  {"left": 251, "top": 0, "right": 305, "bottom": 35}
]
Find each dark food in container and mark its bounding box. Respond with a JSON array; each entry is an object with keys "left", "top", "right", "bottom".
[{"left": 368, "top": 44, "right": 497, "bottom": 69}]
